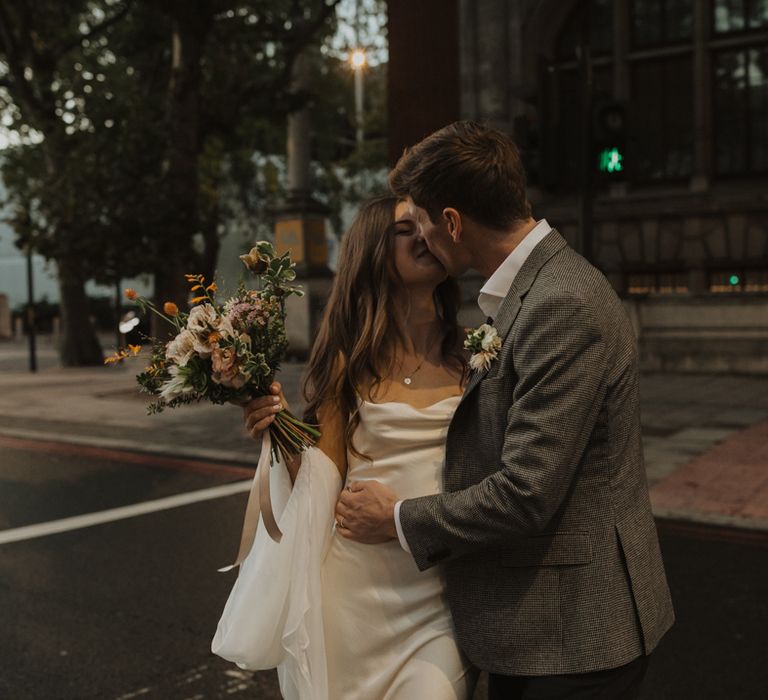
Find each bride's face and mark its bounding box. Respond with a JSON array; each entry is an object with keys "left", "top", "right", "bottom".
[{"left": 391, "top": 200, "right": 448, "bottom": 289}]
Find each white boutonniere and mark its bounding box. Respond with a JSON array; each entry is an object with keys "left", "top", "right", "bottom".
[{"left": 464, "top": 323, "right": 501, "bottom": 371}]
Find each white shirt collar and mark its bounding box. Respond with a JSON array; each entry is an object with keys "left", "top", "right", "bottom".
[{"left": 477, "top": 219, "right": 552, "bottom": 320}]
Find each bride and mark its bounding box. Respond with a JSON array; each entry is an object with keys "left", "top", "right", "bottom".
[{"left": 213, "top": 195, "right": 477, "bottom": 699}]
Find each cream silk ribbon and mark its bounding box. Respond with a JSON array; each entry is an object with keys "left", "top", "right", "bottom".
[{"left": 218, "top": 432, "right": 283, "bottom": 572}]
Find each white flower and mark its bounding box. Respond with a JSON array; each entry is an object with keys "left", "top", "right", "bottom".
[
  {"left": 192, "top": 334, "right": 214, "bottom": 359},
  {"left": 159, "top": 365, "right": 195, "bottom": 402},
  {"left": 165, "top": 329, "right": 197, "bottom": 366},
  {"left": 185, "top": 303, "right": 234, "bottom": 358},
  {"left": 479, "top": 324, "right": 501, "bottom": 352},
  {"left": 464, "top": 322, "right": 502, "bottom": 372},
  {"left": 186, "top": 303, "right": 218, "bottom": 334},
  {"left": 215, "top": 314, "right": 236, "bottom": 339}
]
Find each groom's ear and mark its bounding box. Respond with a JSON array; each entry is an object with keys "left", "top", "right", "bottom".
[{"left": 442, "top": 208, "right": 462, "bottom": 243}]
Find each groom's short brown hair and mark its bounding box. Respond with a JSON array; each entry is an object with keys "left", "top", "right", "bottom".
[{"left": 389, "top": 120, "right": 532, "bottom": 230}]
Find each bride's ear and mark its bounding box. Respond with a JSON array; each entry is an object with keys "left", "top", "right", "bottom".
[{"left": 443, "top": 208, "right": 462, "bottom": 243}]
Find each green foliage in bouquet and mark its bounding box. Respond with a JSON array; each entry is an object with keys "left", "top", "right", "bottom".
[{"left": 108, "top": 241, "right": 319, "bottom": 463}]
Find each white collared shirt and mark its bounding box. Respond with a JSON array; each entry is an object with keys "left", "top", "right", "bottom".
[
  {"left": 477, "top": 218, "right": 552, "bottom": 320},
  {"left": 393, "top": 219, "right": 553, "bottom": 553}
]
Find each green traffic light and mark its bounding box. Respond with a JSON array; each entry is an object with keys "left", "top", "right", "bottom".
[
  {"left": 598, "top": 147, "right": 624, "bottom": 174},
  {"left": 729, "top": 274, "right": 740, "bottom": 286}
]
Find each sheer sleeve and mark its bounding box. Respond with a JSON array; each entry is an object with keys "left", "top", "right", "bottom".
[{"left": 212, "top": 446, "right": 342, "bottom": 700}]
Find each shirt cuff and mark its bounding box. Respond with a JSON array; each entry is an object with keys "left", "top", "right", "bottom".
[{"left": 394, "top": 500, "right": 412, "bottom": 553}]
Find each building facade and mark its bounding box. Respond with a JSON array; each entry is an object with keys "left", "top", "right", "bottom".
[
  {"left": 461, "top": 0, "right": 768, "bottom": 373},
  {"left": 388, "top": 0, "right": 768, "bottom": 373}
]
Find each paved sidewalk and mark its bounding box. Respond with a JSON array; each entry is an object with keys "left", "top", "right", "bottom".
[
  {"left": 2, "top": 337, "right": 768, "bottom": 531},
  {"left": 650, "top": 419, "right": 768, "bottom": 529}
]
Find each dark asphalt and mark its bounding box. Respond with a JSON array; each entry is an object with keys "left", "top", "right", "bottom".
[
  {"left": 640, "top": 521, "right": 768, "bottom": 699},
  {"left": 0, "top": 442, "right": 765, "bottom": 699},
  {"left": 0, "top": 442, "right": 281, "bottom": 700}
]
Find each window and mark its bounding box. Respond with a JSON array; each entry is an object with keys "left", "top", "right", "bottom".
[
  {"left": 630, "top": 56, "right": 694, "bottom": 180},
  {"left": 714, "top": 46, "right": 768, "bottom": 174},
  {"left": 745, "top": 269, "right": 768, "bottom": 292},
  {"left": 714, "top": 0, "right": 768, "bottom": 33},
  {"left": 557, "top": 0, "right": 614, "bottom": 60},
  {"left": 551, "top": 66, "right": 613, "bottom": 190},
  {"left": 627, "top": 270, "right": 689, "bottom": 294},
  {"left": 546, "top": 0, "right": 767, "bottom": 189},
  {"left": 709, "top": 268, "right": 768, "bottom": 292},
  {"left": 632, "top": 0, "right": 694, "bottom": 48},
  {"left": 550, "top": 0, "right": 614, "bottom": 191}
]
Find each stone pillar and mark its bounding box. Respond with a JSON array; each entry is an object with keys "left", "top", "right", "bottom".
[
  {"left": 275, "top": 53, "right": 333, "bottom": 358},
  {"left": 683, "top": 217, "right": 709, "bottom": 295}
]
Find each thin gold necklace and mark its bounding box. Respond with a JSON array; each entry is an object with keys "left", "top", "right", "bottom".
[{"left": 403, "top": 356, "right": 427, "bottom": 385}]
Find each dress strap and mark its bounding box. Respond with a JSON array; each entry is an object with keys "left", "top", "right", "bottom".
[{"left": 219, "top": 432, "right": 282, "bottom": 572}]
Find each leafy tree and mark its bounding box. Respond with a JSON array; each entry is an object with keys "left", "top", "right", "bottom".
[
  {"left": 0, "top": 0, "right": 341, "bottom": 363},
  {"left": 0, "top": 0, "right": 163, "bottom": 364}
]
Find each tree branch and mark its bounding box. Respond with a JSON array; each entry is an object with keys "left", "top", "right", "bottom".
[
  {"left": 0, "top": 1, "right": 20, "bottom": 59},
  {"left": 55, "top": 0, "right": 137, "bottom": 58},
  {"left": 271, "top": 0, "right": 341, "bottom": 100},
  {"left": 0, "top": 1, "right": 48, "bottom": 120},
  {"left": 284, "top": 0, "right": 341, "bottom": 66}
]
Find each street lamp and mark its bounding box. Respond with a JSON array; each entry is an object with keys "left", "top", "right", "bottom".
[
  {"left": 350, "top": 48, "right": 367, "bottom": 70},
  {"left": 349, "top": 48, "right": 367, "bottom": 146}
]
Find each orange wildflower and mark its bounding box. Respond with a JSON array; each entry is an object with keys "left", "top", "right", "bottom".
[
  {"left": 163, "top": 302, "right": 179, "bottom": 316},
  {"left": 128, "top": 344, "right": 142, "bottom": 355},
  {"left": 124, "top": 288, "right": 138, "bottom": 300},
  {"left": 190, "top": 295, "right": 207, "bottom": 304},
  {"left": 206, "top": 282, "right": 217, "bottom": 293}
]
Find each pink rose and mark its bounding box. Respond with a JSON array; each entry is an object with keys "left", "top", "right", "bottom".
[{"left": 211, "top": 346, "right": 248, "bottom": 389}]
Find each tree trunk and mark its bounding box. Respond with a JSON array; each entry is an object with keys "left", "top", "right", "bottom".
[
  {"left": 198, "top": 198, "right": 221, "bottom": 284},
  {"left": 152, "top": 7, "right": 212, "bottom": 337},
  {"left": 57, "top": 255, "right": 103, "bottom": 366}
]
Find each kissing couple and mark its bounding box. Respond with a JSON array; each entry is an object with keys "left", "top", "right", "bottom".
[{"left": 213, "top": 121, "right": 675, "bottom": 700}]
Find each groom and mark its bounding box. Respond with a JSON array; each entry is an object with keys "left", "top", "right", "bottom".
[{"left": 335, "top": 121, "right": 674, "bottom": 699}]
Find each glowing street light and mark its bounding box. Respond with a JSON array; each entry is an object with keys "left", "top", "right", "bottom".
[{"left": 350, "top": 48, "right": 367, "bottom": 70}]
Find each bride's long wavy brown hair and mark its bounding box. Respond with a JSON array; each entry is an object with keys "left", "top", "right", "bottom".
[{"left": 303, "top": 195, "right": 466, "bottom": 458}]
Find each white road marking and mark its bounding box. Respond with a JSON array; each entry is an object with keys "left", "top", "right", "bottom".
[{"left": 0, "top": 480, "right": 252, "bottom": 544}]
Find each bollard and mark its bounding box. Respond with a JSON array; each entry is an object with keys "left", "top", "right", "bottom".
[{"left": 0, "top": 294, "right": 11, "bottom": 339}]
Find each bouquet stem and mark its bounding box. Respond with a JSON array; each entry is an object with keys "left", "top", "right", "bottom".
[{"left": 268, "top": 409, "right": 319, "bottom": 465}]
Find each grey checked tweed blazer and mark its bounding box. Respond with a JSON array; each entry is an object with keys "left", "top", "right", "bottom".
[{"left": 399, "top": 229, "right": 674, "bottom": 676}]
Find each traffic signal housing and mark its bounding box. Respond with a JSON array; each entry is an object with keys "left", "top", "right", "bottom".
[{"left": 594, "top": 100, "right": 626, "bottom": 180}]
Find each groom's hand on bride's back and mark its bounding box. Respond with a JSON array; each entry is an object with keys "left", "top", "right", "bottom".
[
  {"left": 335, "top": 480, "right": 398, "bottom": 544},
  {"left": 243, "top": 382, "right": 285, "bottom": 441}
]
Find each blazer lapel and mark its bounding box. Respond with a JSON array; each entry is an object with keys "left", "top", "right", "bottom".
[{"left": 459, "top": 229, "right": 568, "bottom": 405}]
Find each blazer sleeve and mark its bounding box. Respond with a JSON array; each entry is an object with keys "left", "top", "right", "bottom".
[{"left": 399, "top": 293, "right": 610, "bottom": 571}]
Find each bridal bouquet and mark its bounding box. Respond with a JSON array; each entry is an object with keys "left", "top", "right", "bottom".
[{"left": 106, "top": 241, "right": 320, "bottom": 465}]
